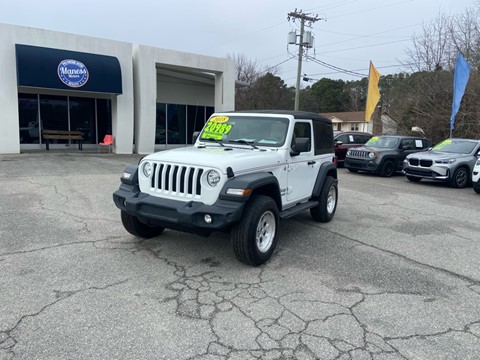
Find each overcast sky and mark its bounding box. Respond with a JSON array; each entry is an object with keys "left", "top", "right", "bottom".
[{"left": 0, "top": 0, "right": 476, "bottom": 86}]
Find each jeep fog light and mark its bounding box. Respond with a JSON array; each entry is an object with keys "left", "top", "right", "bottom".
[
  {"left": 206, "top": 170, "right": 221, "bottom": 187},
  {"left": 122, "top": 172, "right": 132, "bottom": 179},
  {"left": 142, "top": 162, "right": 152, "bottom": 177},
  {"left": 204, "top": 214, "right": 212, "bottom": 224}
]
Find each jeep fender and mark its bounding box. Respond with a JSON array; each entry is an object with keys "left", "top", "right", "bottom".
[
  {"left": 312, "top": 162, "right": 338, "bottom": 198},
  {"left": 219, "top": 172, "right": 281, "bottom": 208}
]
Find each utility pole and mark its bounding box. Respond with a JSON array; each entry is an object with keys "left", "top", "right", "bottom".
[{"left": 288, "top": 10, "right": 320, "bottom": 111}]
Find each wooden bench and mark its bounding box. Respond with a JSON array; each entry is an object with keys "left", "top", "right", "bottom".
[{"left": 42, "top": 130, "right": 84, "bottom": 151}]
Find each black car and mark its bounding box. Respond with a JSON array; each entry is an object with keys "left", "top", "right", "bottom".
[{"left": 344, "top": 135, "right": 432, "bottom": 177}]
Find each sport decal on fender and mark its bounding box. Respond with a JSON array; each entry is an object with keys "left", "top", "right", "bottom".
[{"left": 57, "top": 59, "right": 89, "bottom": 88}]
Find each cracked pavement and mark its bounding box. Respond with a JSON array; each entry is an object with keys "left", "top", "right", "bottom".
[{"left": 1, "top": 152, "right": 480, "bottom": 359}]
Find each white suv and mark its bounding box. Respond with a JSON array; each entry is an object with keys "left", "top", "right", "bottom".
[
  {"left": 113, "top": 111, "right": 338, "bottom": 265},
  {"left": 473, "top": 158, "right": 480, "bottom": 194}
]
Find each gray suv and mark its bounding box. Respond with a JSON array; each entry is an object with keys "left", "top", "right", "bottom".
[
  {"left": 344, "top": 135, "right": 431, "bottom": 177},
  {"left": 403, "top": 138, "right": 480, "bottom": 188}
]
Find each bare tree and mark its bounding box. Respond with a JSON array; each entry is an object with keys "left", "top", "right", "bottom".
[{"left": 405, "top": 11, "right": 452, "bottom": 72}]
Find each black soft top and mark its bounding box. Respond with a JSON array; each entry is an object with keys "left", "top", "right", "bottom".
[{"left": 226, "top": 110, "right": 332, "bottom": 124}]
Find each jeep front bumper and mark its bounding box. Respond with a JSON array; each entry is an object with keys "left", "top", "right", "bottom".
[
  {"left": 344, "top": 158, "right": 379, "bottom": 172},
  {"left": 113, "top": 184, "right": 245, "bottom": 235}
]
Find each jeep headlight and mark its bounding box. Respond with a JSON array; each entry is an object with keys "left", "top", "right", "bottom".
[
  {"left": 142, "top": 162, "right": 153, "bottom": 177},
  {"left": 206, "top": 170, "right": 221, "bottom": 187},
  {"left": 435, "top": 159, "right": 456, "bottom": 164},
  {"left": 368, "top": 152, "right": 376, "bottom": 159}
]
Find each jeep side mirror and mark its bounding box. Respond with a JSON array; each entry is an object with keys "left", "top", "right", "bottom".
[{"left": 291, "top": 137, "right": 310, "bottom": 156}]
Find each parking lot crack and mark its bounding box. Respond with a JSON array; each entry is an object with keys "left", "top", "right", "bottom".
[
  {"left": 299, "top": 221, "right": 480, "bottom": 286},
  {"left": 4, "top": 279, "right": 129, "bottom": 356}
]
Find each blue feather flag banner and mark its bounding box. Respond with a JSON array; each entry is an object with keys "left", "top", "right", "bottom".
[{"left": 450, "top": 52, "right": 470, "bottom": 131}]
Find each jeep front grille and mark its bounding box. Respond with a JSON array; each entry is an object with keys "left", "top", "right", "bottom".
[
  {"left": 349, "top": 150, "right": 369, "bottom": 158},
  {"left": 150, "top": 163, "right": 204, "bottom": 196}
]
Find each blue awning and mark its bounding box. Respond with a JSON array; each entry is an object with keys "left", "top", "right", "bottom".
[{"left": 15, "top": 44, "right": 122, "bottom": 94}]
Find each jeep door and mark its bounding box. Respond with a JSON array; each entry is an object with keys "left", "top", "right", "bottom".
[{"left": 286, "top": 121, "right": 318, "bottom": 203}]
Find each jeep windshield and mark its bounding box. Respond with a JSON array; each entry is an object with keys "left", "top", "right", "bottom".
[
  {"left": 432, "top": 139, "right": 477, "bottom": 154},
  {"left": 199, "top": 115, "right": 289, "bottom": 148},
  {"left": 365, "top": 136, "right": 399, "bottom": 148}
]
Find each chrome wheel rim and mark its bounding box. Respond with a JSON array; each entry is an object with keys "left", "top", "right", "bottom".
[
  {"left": 256, "top": 211, "right": 276, "bottom": 253},
  {"left": 327, "top": 185, "right": 337, "bottom": 214}
]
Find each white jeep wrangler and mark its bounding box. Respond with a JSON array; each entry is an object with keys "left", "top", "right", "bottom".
[{"left": 113, "top": 110, "right": 338, "bottom": 265}]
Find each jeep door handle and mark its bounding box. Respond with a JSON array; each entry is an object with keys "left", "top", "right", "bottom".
[{"left": 308, "top": 161, "right": 316, "bottom": 165}]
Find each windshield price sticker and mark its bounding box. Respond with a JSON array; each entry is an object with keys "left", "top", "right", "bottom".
[
  {"left": 368, "top": 136, "right": 379, "bottom": 143},
  {"left": 201, "top": 117, "right": 233, "bottom": 140},
  {"left": 434, "top": 139, "right": 452, "bottom": 149}
]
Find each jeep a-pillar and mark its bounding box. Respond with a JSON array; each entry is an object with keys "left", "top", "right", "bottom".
[{"left": 113, "top": 110, "right": 338, "bottom": 265}]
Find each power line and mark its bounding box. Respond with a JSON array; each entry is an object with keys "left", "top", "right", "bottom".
[{"left": 306, "top": 56, "right": 366, "bottom": 77}]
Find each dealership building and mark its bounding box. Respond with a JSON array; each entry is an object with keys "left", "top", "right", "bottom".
[{"left": 0, "top": 23, "right": 235, "bottom": 154}]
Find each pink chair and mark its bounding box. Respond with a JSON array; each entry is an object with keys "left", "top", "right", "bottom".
[{"left": 98, "top": 134, "right": 113, "bottom": 153}]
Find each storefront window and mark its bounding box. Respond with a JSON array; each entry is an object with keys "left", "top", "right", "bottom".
[
  {"left": 97, "top": 99, "right": 112, "bottom": 143},
  {"left": 156, "top": 103, "right": 166, "bottom": 144},
  {"left": 167, "top": 104, "right": 186, "bottom": 144},
  {"left": 19, "top": 93, "right": 111, "bottom": 146},
  {"left": 187, "top": 106, "right": 206, "bottom": 144},
  {"left": 70, "top": 97, "right": 96, "bottom": 144},
  {"left": 18, "top": 94, "right": 40, "bottom": 144},
  {"left": 40, "top": 95, "right": 69, "bottom": 144}
]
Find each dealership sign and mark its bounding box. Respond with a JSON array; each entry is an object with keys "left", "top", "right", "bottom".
[{"left": 57, "top": 59, "right": 89, "bottom": 88}]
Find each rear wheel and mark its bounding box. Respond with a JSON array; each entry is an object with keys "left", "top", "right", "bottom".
[
  {"left": 406, "top": 175, "right": 422, "bottom": 182},
  {"left": 450, "top": 167, "right": 469, "bottom": 188},
  {"left": 379, "top": 160, "right": 395, "bottom": 177},
  {"left": 231, "top": 195, "right": 279, "bottom": 266},
  {"left": 121, "top": 210, "right": 165, "bottom": 238},
  {"left": 310, "top": 176, "right": 338, "bottom": 223}
]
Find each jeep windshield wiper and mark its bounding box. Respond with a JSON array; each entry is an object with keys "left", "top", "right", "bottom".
[
  {"left": 202, "top": 137, "right": 225, "bottom": 147},
  {"left": 228, "top": 139, "right": 259, "bottom": 149}
]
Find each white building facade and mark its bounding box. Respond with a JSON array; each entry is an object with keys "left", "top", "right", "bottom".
[{"left": 0, "top": 23, "right": 235, "bottom": 154}]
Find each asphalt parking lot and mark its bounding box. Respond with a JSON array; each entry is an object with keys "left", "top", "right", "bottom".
[{"left": 1, "top": 152, "right": 480, "bottom": 360}]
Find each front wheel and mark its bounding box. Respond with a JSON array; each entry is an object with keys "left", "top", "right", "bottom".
[
  {"left": 474, "top": 182, "right": 480, "bottom": 194},
  {"left": 450, "top": 167, "right": 469, "bottom": 188},
  {"left": 231, "top": 195, "right": 279, "bottom": 266},
  {"left": 379, "top": 160, "right": 395, "bottom": 177},
  {"left": 121, "top": 210, "right": 165, "bottom": 238},
  {"left": 310, "top": 176, "right": 338, "bottom": 223}
]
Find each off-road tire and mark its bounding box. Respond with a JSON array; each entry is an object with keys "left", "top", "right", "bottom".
[
  {"left": 379, "top": 160, "right": 395, "bottom": 177},
  {"left": 406, "top": 175, "right": 421, "bottom": 182},
  {"left": 450, "top": 167, "right": 469, "bottom": 188},
  {"left": 310, "top": 176, "right": 338, "bottom": 223},
  {"left": 473, "top": 181, "right": 480, "bottom": 194},
  {"left": 231, "top": 195, "right": 279, "bottom": 266},
  {"left": 121, "top": 210, "right": 165, "bottom": 238}
]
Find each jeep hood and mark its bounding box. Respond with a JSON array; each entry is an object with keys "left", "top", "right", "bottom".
[
  {"left": 142, "top": 146, "right": 285, "bottom": 174},
  {"left": 352, "top": 146, "right": 389, "bottom": 152}
]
